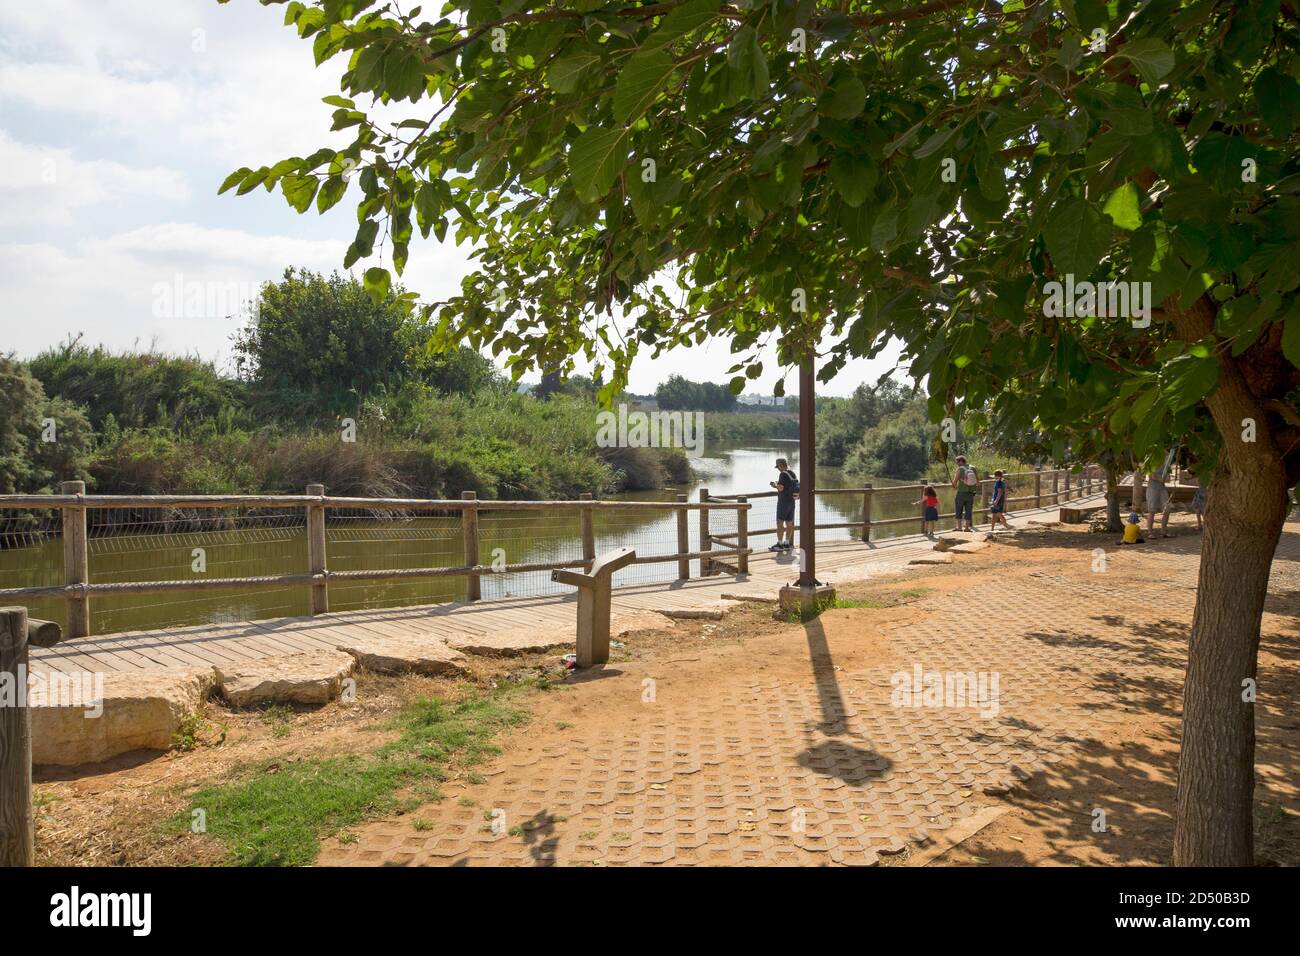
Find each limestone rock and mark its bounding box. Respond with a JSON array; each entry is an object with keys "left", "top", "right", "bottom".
[
  {"left": 932, "top": 531, "right": 991, "bottom": 551},
  {"left": 446, "top": 628, "right": 574, "bottom": 657},
  {"left": 909, "top": 553, "right": 954, "bottom": 565},
  {"left": 949, "top": 541, "right": 989, "bottom": 554},
  {"left": 336, "top": 634, "right": 471, "bottom": 677},
  {"left": 31, "top": 667, "right": 214, "bottom": 767},
  {"left": 214, "top": 649, "right": 354, "bottom": 707}
]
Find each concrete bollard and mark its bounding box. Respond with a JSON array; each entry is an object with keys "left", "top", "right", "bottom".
[{"left": 551, "top": 547, "right": 637, "bottom": 668}]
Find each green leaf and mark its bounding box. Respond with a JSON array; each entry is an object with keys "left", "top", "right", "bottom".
[
  {"left": 1254, "top": 66, "right": 1300, "bottom": 139},
  {"left": 568, "top": 127, "right": 628, "bottom": 203},
  {"left": 1044, "top": 198, "right": 1111, "bottom": 278},
  {"left": 726, "top": 25, "right": 768, "bottom": 99},
  {"left": 870, "top": 201, "right": 898, "bottom": 253},
  {"left": 1192, "top": 132, "right": 1255, "bottom": 193},
  {"left": 643, "top": 0, "right": 721, "bottom": 50},
  {"left": 1101, "top": 182, "right": 1141, "bottom": 231},
  {"left": 829, "top": 154, "right": 876, "bottom": 207},
  {"left": 613, "top": 48, "right": 676, "bottom": 123},
  {"left": 316, "top": 176, "right": 347, "bottom": 213},
  {"left": 363, "top": 266, "right": 391, "bottom": 303},
  {"left": 343, "top": 219, "right": 379, "bottom": 269},
  {"left": 1163, "top": 353, "right": 1220, "bottom": 411},
  {"left": 280, "top": 174, "right": 319, "bottom": 213},
  {"left": 818, "top": 75, "right": 866, "bottom": 120},
  {"left": 913, "top": 122, "right": 959, "bottom": 160},
  {"left": 546, "top": 51, "right": 600, "bottom": 93},
  {"left": 1116, "top": 38, "right": 1175, "bottom": 87},
  {"left": 218, "top": 168, "right": 250, "bottom": 195}
]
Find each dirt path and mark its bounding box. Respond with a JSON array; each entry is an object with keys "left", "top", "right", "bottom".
[{"left": 313, "top": 517, "right": 1300, "bottom": 866}]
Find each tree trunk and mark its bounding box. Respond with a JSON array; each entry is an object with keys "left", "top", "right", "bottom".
[
  {"left": 1173, "top": 459, "right": 1288, "bottom": 865},
  {"left": 1104, "top": 468, "right": 1122, "bottom": 532}
]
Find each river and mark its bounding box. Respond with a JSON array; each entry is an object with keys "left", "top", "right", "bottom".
[{"left": 0, "top": 440, "right": 986, "bottom": 636}]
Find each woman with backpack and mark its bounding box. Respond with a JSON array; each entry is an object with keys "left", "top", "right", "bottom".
[{"left": 951, "top": 455, "right": 977, "bottom": 532}]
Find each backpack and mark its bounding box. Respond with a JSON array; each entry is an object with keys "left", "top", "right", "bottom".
[
  {"left": 961, "top": 465, "right": 978, "bottom": 487},
  {"left": 787, "top": 474, "right": 800, "bottom": 494}
]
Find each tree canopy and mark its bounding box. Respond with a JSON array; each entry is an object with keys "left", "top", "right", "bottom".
[
  {"left": 227, "top": 0, "right": 1300, "bottom": 865},
  {"left": 224, "top": 0, "right": 1298, "bottom": 486},
  {"left": 233, "top": 267, "right": 499, "bottom": 410}
]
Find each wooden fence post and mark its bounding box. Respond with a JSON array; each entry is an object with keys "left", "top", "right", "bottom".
[
  {"left": 861, "top": 484, "right": 872, "bottom": 542},
  {"left": 60, "top": 480, "right": 89, "bottom": 639},
  {"left": 306, "top": 483, "right": 328, "bottom": 615},
  {"left": 698, "top": 488, "right": 712, "bottom": 576},
  {"left": 919, "top": 482, "right": 927, "bottom": 527},
  {"left": 1034, "top": 467, "right": 1042, "bottom": 508},
  {"left": 0, "top": 606, "right": 32, "bottom": 867},
  {"left": 579, "top": 492, "right": 595, "bottom": 572},
  {"left": 981, "top": 477, "right": 990, "bottom": 522},
  {"left": 1064, "top": 469, "right": 1072, "bottom": 501},
  {"left": 676, "top": 493, "right": 690, "bottom": 580},
  {"left": 1052, "top": 469, "right": 1060, "bottom": 502},
  {"left": 462, "top": 491, "right": 480, "bottom": 601},
  {"left": 736, "top": 497, "right": 748, "bottom": 574}
]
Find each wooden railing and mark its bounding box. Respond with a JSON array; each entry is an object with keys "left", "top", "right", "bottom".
[
  {"left": 0, "top": 482, "right": 752, "bottom": 639},
  {"left": 704, "top": 465, "right": 1103, "bottom": 552}
]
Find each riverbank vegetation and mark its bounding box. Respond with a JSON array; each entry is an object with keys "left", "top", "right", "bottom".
[{"left": 2, "top": 270, "right": 689, "bottom": 499}]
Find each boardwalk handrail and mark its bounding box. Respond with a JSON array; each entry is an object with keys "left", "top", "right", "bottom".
[
  {"left": 707, "top": 465, "right": 1103, "bottom": 542},
  {"left": 0, "top": 485, "right": 753, "bottom": 638}
]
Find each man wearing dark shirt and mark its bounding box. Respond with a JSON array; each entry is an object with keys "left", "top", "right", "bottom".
[{"left": 770, "top": 457, "right": 797, "bottom": 551}]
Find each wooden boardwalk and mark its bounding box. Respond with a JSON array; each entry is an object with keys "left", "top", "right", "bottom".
[{"left": 29, "top": 496, "right": 1104, "bottom": 676}]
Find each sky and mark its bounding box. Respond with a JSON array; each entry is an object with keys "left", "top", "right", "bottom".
[{"left": 0, "top": 0, "right": 904, "bottom": 397}]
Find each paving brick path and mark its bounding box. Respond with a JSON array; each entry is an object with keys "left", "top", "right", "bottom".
[{"left": 317, "top": 520, "right": 1300, "bottom": 866}]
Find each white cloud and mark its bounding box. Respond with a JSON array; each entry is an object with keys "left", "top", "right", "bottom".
[
  {"left": 0, "top": 222, "right": 474, "bottom": 363},
  {"left": 0, "top": 131, "right": 190, "bottom": 226},
  {"left": 0, "top": 62, "right": 192, "bottom": 124}
]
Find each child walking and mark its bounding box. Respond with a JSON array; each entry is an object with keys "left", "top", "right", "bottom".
[
  {"left": 988, "top": 470, "right": 1010, "bottom": 530},
  {"left": 916, "top": 485, "right": 940, "bottom": 537}
]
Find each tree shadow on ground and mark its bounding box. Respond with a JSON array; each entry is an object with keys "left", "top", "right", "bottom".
[{"left": 794, "top": 614, "right": 893, "bottom": 785}]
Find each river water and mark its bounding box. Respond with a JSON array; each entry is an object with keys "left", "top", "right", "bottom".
[{"left": 0, "top": 440, "right": 1004, "bottom": 636}]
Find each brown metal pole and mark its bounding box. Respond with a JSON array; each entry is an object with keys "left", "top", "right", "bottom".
[{"left": 798, "top": 357, "right": 816, "bottom": 587}]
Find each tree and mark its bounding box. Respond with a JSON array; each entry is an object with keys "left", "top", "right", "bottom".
[
  {"left": 844, "top": 398, "right": 932, "bottom": 479},
  {"left": 0, "top": 356, "right": 93, "bottom": 494},
  {"left": 234, "top": 267, "right": 496, "bottom": 413},
  {"left": 231, "top": 0, "right": 1300, "bottom": 865},
  {"left": 819, "top": 378, "right": 913, "bottom": 466}
]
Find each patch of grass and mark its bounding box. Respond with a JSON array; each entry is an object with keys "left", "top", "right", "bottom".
[
  {"left": 781, "top": 588, "right": 933, "bottom": 622},
  {"left": 458, "top": 797, "right": 479, "bottom": 808},
  {"left": 412, "top": 818, "right": 433, "bottom": 831},
  {"left": 173, "top": 687, "right": 530, "bottom": 866},
  {"left": 260, "top": 704, "right": 294, "bottom": 738},
  {"left": 467, "top": 771, "right": 487, "bottom": 785},
  {"left": 170, "top": 712, "right": 226, "bottom": 752}
]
